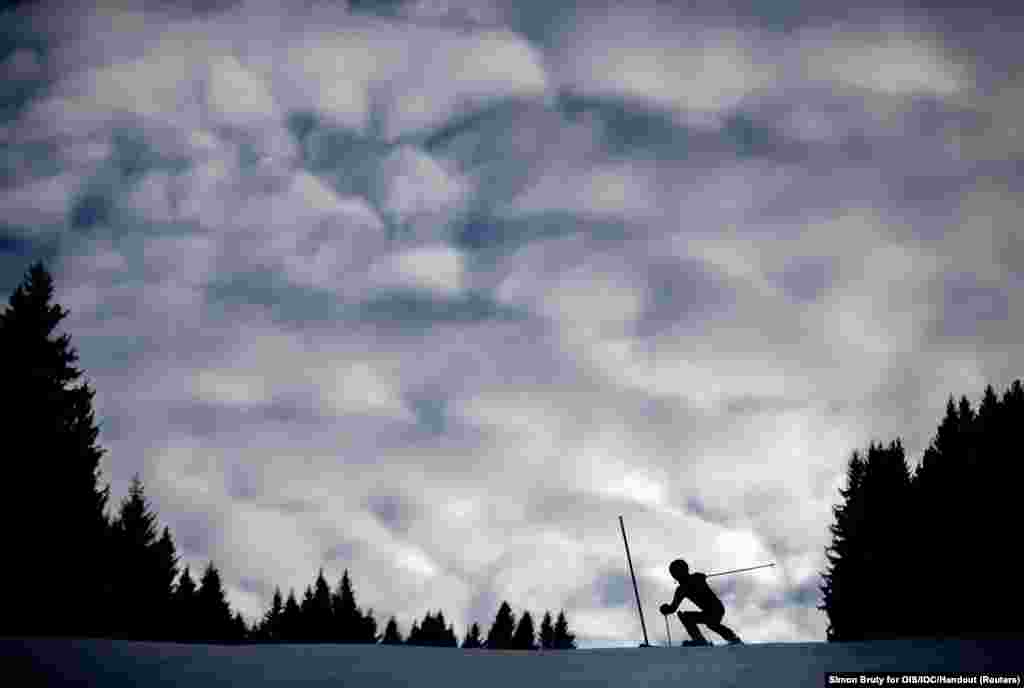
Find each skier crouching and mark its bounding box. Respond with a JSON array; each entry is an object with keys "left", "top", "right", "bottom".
[{"left": 659, "top": 559, "right": 742, "bottom": 647}]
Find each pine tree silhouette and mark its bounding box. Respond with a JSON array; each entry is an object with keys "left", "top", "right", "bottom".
[
  {"left": 281, "top": 589, "right": 301, "bottom": 642},
  {"left": 407, "top": 620, "right": 421, "bottom": 645},
  {"left": 539, "top": 611, "right": 555, "bottom": 650},
  {"left": 151, "top": 527, "right": 180, "bottom": 641},
  {"left": 263, "top": 586, "right": 284, "bottom": 642},
  {"left": 552, "top": 610, "right": 576, "bottom": 649},
  {"left": 861, "top": 440, "right": 912, "bottom": 638},
  {"left": 485, "top": 601, "right": 516, "bottom": 649},
  {"left": 300, "top": 585, "right": 315, "bottom": 642},
  {"left": 197, "top": 562, "right": 234, "bottom": 643},
  {"left": 821, "top": 381, "right": 1024, "bottom": 641},
  {"left": 381, "top": 616, "right": 404, "bottom": 644},
  {"left": 361, "top": 608, "right": 380, "bottom": 644},
  {"left": 432, "top": 611, "right": 456, "bottom": 647},
  {"left": 326, "top": 569, "right": 378, "bottom": 643},
  {"left": 0, "top": 262, "right": 111, "bottom": 637},
  {"left": 232, "top": 612, "right": 248, "bottom": 644},
  {"left": 410, "top": 611, "right": 441, "bottom": 646},
  {"left": 512, "top": 610, "right": 537, "bottom": 650},
  {"left": 914, "top": 396, "right": 973, "bottom": 637},
  {"left": 172, "top": 566, "right": 198, "bottom": 642},
  {"left": 332, "top": 570, "right": 360, "bottom": 642},
  {"left": 461, "top": 622, "right": 483, "bottom": 649},
  {"left": 111, "top": 475, "right": 162, "bottom": 639},
  {"left": 820, "top": 448, "right": 868, "bottom": 641},
  {"left": 312, "top": 569, "right": 333, "bottom": 642}
]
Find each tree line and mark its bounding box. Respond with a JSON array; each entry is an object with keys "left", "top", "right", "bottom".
[
  {"left": 378, "top": 603, "right": 576, "bottom": 650},
  {"left": 819, "top": 380, "right": 1024, "bottom": 641},
  {"left": 0, "top": 261, "right": 576, "bottom": 649}
]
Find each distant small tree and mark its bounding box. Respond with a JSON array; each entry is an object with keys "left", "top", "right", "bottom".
[
  {"left": 512, "top": 611, "right": 537, "bottom": 650},
  {"left": 381, "top": 617, "right": 404, "bottom": 645},
  {"left": 281, "top": 589, "right": 301, "bottom": 642},
  {"left": 539, "top": 611, "right": 555, "bottom": 650},
  {"left": 407, "top": 611, "right": 452, "bottom": 646},
  {"left": 436, "top": 611, "right": 457, "bottom": 647},
  {"left": 360, "top": 608, "right": 380, "bottom": 644},
  {"left": 332, "top": 570, "right": 360, "bottom": 642},
  {"left": 263, "top": 587, "right": 284, "bottom": 642},
  {"left": 552, "top": 610, "right": 576, "bottom": 649},
  {"left": 461, "top": 622, "right": 483, "bottom": 649},
  {"left": 407, "top": 620, "right": 421, "bottom": 645},
  {"left": 232, "top": 612, "right": 248, "bottom": 643},
  {"left": 300, "top": 585, "right": 315, "bottom": 642},
  {"left": 485, "top": 601, "right": 516, "bottom": 650},
  {"left": 310, "top": 570, "right": 333, "bottom": 642}
]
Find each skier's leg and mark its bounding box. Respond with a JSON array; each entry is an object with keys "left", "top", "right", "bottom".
[
  {"left": 704, "top": 607, "right": 741, "bottom": 644},
  {"left": 706, "top": 618, "right": 742, "bottom": 644},
  {"left": 677, "top": 611, "right": 709, "bottom": 644}
]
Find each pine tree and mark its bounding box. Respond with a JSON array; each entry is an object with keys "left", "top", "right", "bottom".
[
  {"left": 913, "top": 395, "right": 978, "bottom": 638},
  {"left": 461, "top": 622, "right": 483, "bottom": 649},
  {"left": 381, "top": 617, "right": 404, "bottom": 645},
  {"left": 111, "top": 475, "right": 161, "bottom": 639},
  {"left": 0, "top": 262, "right": 111, "bottom": 637},
  {"left": 360, "top": 608, "right": 380, "bottom": 644},
  {"left": 512, "top": 610, "right": 537, "bottom": 650},
  {"left": 485, "top": 601, "right": 516, "bottom": 650},
  {"left": 172, "top": 566, "right": 197, "bottom": 642},
  {"left": 552, "top": 610, "right": 576, "bottom": 649},
  {"left": 861, "top": 440, "right": 912, "bottom": 638},
  {"left": 539, "top": 611, "right": 555, "bottom": 650},
  {"left": 232, "top": 612, "right": 248, "bottom": 644},
  {"left": 197, "top": 562, "right": 233, "bottom": 643},
  {"left": 332, "top": 570, "right": 360, "bottom": 642},
  {"left": 406, "top": 620, "right": 421, "bottom": 645},
  {"left": 993, "top": 381, "right": 1023, "bottom": 635},
  {"left": 415, "top": 611, "right": 438, "bottom": 646},
  {"left": 300, "top": 585, "right": 315, "bottom": 642},
  {"left": 820, "top": 449, "right": 868, "bottom": 641},
  {"left": 821, "top": 439, "right": 913, "bottom": 641},
  {"left": 281, "top": 589, "right": 301, "bottom": 642},
  {"left": 444, "top": 617, "right": 458, "bottom": 647},
  {"left": 263, "top": 586, "right": 284, "bottom": 642},
  {"left": 433, "top": 611, "right": 456, "bottom": 647},
  {"left": 312, "top": 569, "right": 333, "bottom": 642},
  {"left": 151, "top": 527, "right": 180, "bottom": 640}
]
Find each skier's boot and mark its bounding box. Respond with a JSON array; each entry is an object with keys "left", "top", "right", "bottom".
[{"left": 682, "top": 639, "right": 711, "bottom": 647}]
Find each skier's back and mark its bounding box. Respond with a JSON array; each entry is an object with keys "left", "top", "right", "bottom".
[{"left": 659, "top": 559, "right": 742, "bottom": 646}]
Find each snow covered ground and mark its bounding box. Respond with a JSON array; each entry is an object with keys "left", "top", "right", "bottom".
[{"left": 6, "top": 637, "right": 1021, "bottom": 686}]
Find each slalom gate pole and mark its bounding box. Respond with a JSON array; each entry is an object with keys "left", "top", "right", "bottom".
[
  {"left": 618, "top": 515, "right": 651, "bottom": 648},
  {"left": 705, "top": 563, "right": 775, "bottom": 578},
  {"left": 664, "top": 613, "right": 671, "bottom": 647}
]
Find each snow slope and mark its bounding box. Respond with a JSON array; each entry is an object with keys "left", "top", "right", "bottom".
[{"left": 5, "top": 638, "right": 1021, "bottom": 686}]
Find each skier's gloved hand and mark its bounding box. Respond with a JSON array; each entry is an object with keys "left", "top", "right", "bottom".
[{"left": 659, "top": 604, "right": 671, "bottom": 615}]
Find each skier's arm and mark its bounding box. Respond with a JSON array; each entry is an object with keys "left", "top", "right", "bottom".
[{"left": 660, "top": 586, "right": 687, "bottom": 614}]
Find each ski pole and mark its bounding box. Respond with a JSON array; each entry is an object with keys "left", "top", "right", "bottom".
[
  {"left": 706, "top": 563, "right": 775, "bottom": 578},
  {"left": 664, "top": 613, "right": 671, "bottom": 647},
  {"left": 618, "top": 516, "right": 651, "bottom": 648}
]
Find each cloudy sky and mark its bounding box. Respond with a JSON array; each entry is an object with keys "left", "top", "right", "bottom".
[{"left": 2, "top": 0, "right": 1021, "bottom": 646}]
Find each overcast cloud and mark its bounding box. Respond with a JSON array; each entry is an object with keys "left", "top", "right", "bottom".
[{"left": 1, "top": 0, "right": 1021, "bottom": 646}]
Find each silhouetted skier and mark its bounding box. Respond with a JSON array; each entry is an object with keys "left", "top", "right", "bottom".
[{"left": 659, "top": 559, "right": 742, "bottom": 647}]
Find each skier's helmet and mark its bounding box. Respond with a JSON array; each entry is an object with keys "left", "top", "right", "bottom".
[{"left": 669, "top": 559, "right": 689, "bottom": 580}]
